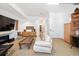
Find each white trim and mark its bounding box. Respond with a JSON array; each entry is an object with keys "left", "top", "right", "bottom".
[{"left": 8, "top": 3, "right": 28, "bottom": 20}]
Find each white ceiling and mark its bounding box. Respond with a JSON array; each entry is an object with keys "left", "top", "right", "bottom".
[
  {"left": 0, "top": 3, "right": 76, "bottom": 20},
  {"left": 15, "top": 3, "right": 49, "bottom": 16},
  {"left": 0, "top": 3, "right": 25, "bottom": 19}
]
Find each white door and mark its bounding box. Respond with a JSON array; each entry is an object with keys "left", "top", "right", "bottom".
[{"left": 49, "top": 13, "right": 64, "bottom": 39}]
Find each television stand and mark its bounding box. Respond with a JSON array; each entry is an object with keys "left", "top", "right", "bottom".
[{"left": 0, "top": 44, "right": 13, "bottom": 56}]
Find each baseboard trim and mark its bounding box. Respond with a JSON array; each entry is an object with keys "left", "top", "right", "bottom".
[
  {"left": 52, "top": 38, "right": 64, "bottom": 40},
  {"left": 64, "top": 40, "right": 71, "bottom": 44}
]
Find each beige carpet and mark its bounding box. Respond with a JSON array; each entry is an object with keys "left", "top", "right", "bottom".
[{"left": 6, "top": 37, "right": 79, "bottom": 56}]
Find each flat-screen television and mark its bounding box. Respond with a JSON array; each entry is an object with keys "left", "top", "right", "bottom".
[{"left": 0, "top": 15, "right": 15, "bottom": 31}]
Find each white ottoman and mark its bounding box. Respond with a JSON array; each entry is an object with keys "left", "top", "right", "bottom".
[{"left": 33, "top": 36, "right": 52, "bottom": 53}]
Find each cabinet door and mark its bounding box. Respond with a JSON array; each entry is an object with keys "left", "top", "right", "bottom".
[{"left": 64, "top": 23, "right": 71, "bottom": 43}]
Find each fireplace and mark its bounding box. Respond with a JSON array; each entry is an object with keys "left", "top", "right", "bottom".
[
  {"left": 0, "top": 35, "right": 14, "bottom": 45},
  {"left": 0, "top": 35, "right": 9, "bottom": 44}
]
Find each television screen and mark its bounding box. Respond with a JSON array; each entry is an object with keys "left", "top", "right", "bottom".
[{"left": 0, "top": 15, "right": 15, "bottom": 31}]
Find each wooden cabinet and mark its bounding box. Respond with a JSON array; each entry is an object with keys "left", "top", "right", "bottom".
[
  {"left": 64, "top": 23, "right": 71, "bottom": 43},
  {"left": 64, "top": 10, "right": 79, "bottom": 44},
  {"left": 15, "top": 20, "right": 19, "bottom": 30},
  {"left": 71, "top": 12, "right": 79, "bottom": 32}
]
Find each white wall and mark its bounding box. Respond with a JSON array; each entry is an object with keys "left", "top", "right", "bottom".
[
  {"left": 48, "top": 12, "right": 64, "bottom": 39},
  {"left": 18, "top": 16, "right": 48, "bottom": 37},
  {"left": 18, "top": 16, "right": 39, "bottom": 32},
  {"left": 18, "top": 16, "right": 41, "bottom": 37}
]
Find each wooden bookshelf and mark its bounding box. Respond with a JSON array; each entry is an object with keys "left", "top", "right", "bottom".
[{"left": 64, "top": 10, "right": 79, "bottom": 44}]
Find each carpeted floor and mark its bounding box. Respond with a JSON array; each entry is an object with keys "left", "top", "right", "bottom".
[{"left": 6, "top": 37, "right": 79, "bottom": 56}]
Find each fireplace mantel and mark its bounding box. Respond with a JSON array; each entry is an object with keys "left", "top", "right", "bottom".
[{"left": 0, "top": 30, "right": 17, "bottom": 39}]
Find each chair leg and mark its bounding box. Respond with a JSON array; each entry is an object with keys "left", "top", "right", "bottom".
[
  {"left": 26, "top": 44, "right": 30, "bottom": 49},
  {"left": 70, "top": 45, "right": 73, "bottom": 48},
  {"left": 19, "top": 43, "right": 22, "bottom": 49}
]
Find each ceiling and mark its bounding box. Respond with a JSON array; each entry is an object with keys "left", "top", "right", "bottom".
[
  {"left": 15, "top": 3, "right": 48, "bottom": 16},
  {"left": 0, "top": 3, "right": 77, "bottom": 20}
]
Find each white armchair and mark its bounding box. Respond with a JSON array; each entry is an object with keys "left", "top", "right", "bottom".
[{"left": 33, "top": 35, "right": 52, "bottom": 53}]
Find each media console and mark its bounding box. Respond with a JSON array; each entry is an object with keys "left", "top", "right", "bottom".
[
  {"left": 0, "top": 30, "right": 17, "bottom": 39},
  {"left": 0, "top": 44, "right": 13, "bottom": 56},
  {"left": 0, "top": 30, "right": 17, "bottom": 56}
]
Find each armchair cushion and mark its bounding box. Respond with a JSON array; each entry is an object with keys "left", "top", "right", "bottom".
[
  {"left": 34, "top": 41, "right": 52, "bottom": 48},
  {"left": 33, "top": 36, "right": 52, "bottom": 53}
]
